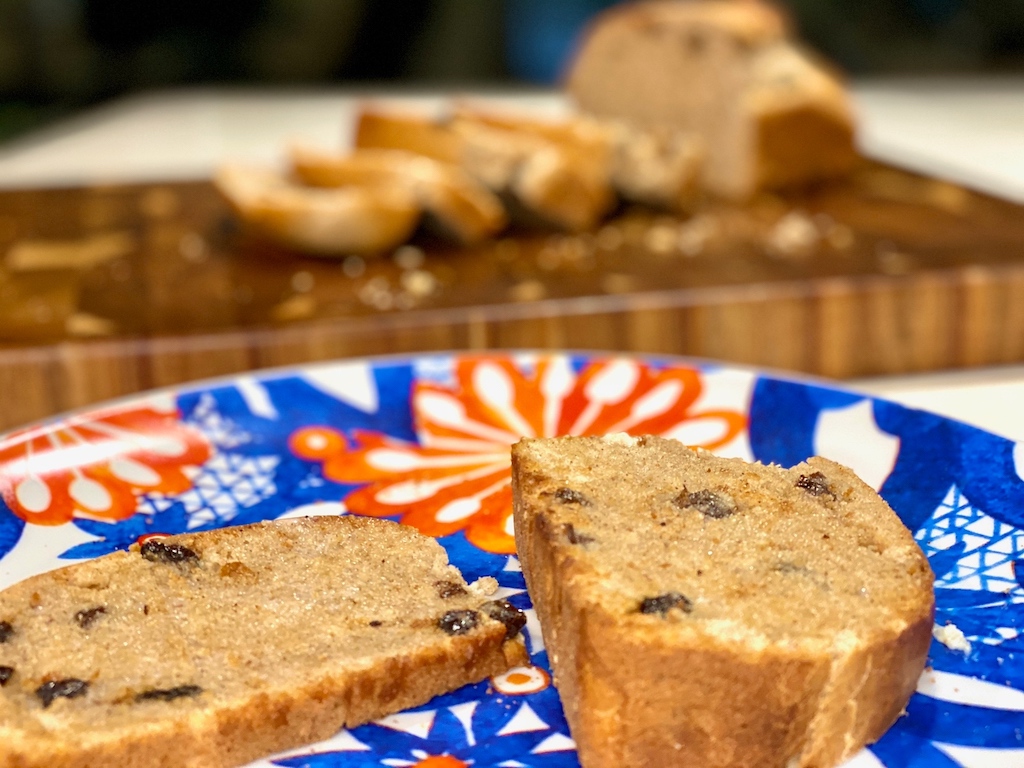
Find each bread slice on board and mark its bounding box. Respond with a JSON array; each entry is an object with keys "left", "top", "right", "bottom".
[
  {"left": 214, "top": 164, "right": 420, "bottom": 255},
  {"left": 290, "top": 146, "right": 507, "bottom": 244},
  {"left": 511, "top": 434, "right": 934, "bottom": 768},
  {"left": 0, "top": 516, "right": 528, "bottom": 768},
  {"left": 566, "top": 0, "right": 858, "bottom": 199},
  {"left": 354, "top": 109, "right": 615, "bottom": 231}
]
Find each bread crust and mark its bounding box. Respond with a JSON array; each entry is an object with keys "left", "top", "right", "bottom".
[
  {"left": 291, "top": 146, "right": 507, "bottom": 244},
  {"left": 214, "top": 164, "right": 420, "bottom": 255},
  {"left": 511, "top": 439, "right": 934, "bottom": 768},
  {"left": 354, "top": 108, "right": 615, "bottom": 231},
  {"left": 0, "top": 517, "right": 528, "bottom": 768}
]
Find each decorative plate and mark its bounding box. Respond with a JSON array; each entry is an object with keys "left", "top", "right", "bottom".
[{"left": 0, "top": 352, "right": 1021, "bottom": 768}]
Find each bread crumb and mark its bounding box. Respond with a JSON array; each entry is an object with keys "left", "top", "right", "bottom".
[
  {"left": 468, "top": 576, "right": 499, "bottom": 596},
  {"left": 272, "top": 294, "right": 316, "bottom": 321},
  {"left": 290, "top": 271, "right": 315, "bottom": 293},
  {"left": 766, "top": 211, "right": 818, "bottom": 258},
  {"left": 342, "top": 255, "right": 366, "bottom": 278},
  {"left": 400, "top": 269, "right": 437, "bottom": 297},
  {"left": 677, "top": 215, "right": 717, "bottom": 257},
  {"left": 7, "top": 232, "right": 136, "bottom": 271},
  {"left": 139, "top": 187, "right": 180, "bottom": 219},
  {"left": 596, "top": 225, "right": 624, "bottom": 250},
  {"left": 179, "top": 232, "right": 208, "bottom": 263},
  {"left": 510, "top": 280, "right": 546, "bottom": 302},
  {"left": 602, "top": 273, "right": 639, "bottom": 294},
  {"left": 66, "top": 312, "right": 116, "bottom": 338},
  {"left": 644, "top": 224, "right": 678, "bottom": 254},
  {"left": 933, "top": 622, "right": 971, "bottom": 654},
  {"left": 393, "top": 245, "right": 426, "bottom": 270}
]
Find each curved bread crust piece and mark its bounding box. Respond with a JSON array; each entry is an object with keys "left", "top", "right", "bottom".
[
  {"left": 511, "top": 435, "right": 934, "bottom": 768},
  {"left": 566, "top": 0, "right": 857, "bottom": 199},
  {"left": 214, "top": 164, "right": 420, "bottom": 255},
  {"left": 0, "top": 516, "right": 527, "bottom": 768},
  {"left": 291, "top": 146, "right": 507, "bottom": 244}
]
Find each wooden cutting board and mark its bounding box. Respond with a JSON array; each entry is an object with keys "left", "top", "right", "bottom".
[{"left": 2, "top": 160, "right": 1024, "bottom": 432}]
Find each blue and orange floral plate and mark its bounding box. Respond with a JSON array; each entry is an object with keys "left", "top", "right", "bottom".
[{"left": 1, "top": 352, "right": 1022, "bottom": 767}]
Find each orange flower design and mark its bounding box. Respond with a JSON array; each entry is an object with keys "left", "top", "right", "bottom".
[
  {"left": 297, "top": 356, "right": 747, "bottom": 554},
  {"left": 0, "top": 396, "right": 211, "bottom": 526},
  {"left": 415, "top": 757, "right": 467, "bottom": 768}
]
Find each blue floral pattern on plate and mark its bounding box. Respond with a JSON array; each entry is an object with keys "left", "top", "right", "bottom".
[{"left": 0, "top": 352, "right": 1021, "bottom": 768}]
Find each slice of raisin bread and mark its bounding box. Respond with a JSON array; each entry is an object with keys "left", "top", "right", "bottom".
[
  {"left": 511, "top": 435, "right": 934, "bottom": 768},
  {"left": 566, "top": 0, "right": 858, "bottom": 199},
  {"left": 0, "top": 516, "right": 527, "bottom": 768}
]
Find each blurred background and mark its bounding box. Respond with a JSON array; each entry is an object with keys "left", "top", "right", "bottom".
[{"left": 0, "top": 0, "right": 1022, "bottom": 144}]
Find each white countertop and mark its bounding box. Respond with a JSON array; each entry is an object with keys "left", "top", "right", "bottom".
[{"left": 2, "top": 81, "right": 1024, "bottom": 441}]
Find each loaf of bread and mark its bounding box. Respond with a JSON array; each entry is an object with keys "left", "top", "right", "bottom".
[
  {"left": 511, "top": 434, "right": 934, "bottom": 768},
  {"left": 566, "top": 0, "right": 859, "bottom": 200},
  {"left": 0, "top": 516, "right": 528, "bottom": 768}
]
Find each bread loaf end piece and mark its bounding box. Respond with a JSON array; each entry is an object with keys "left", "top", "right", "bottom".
[
  {"left": 566, "top": 0, "right": 858, "bottom": 199},
  {"left": 511, "top": 434, "right": 933, "bottom": 768}
]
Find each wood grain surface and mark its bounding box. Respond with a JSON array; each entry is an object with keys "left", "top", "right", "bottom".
[{"left": 2, "top": 161, "right": 1024, "bottom": 432}]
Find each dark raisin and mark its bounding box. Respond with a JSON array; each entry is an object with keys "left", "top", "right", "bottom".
[
  {"left": 775, "top": 562, "right": 806, "bottom": 574},
  {"left": 0, "top": 621, "right": 12, "bottom": 643},
  {"left": 796, "top": 471, "right": 834, "bottom": 498},
  {"left": 553, "top": 487, "right": 591, "bottom": 506},
  {"left": 639, "top": 592, "right": 693, "bottom": 616},
  {"left": 141, "top": 540, "right": 199, "bottom": 565},
  {"left": 438, "top": 610, "right": 479, "bottom": 636},
  {"left": 75, "top": 606, "right": 106, "bottom": 629},
  {"left": 674, "top": 489, "right": 736, "bottom": 519},
  {"left": 0, "top": 666, "right": 12, "bottom": 686},
  {"left": 435, "top": 580, "right": 467, "bottom": 599},
  {"left": 481, "top": 599, "right": 528, "bottom": 640},
  {"left": 368, "top": 620, "right": 383, "bottom": 627},
  {"left": 36, "top": 678, "right": 89, "bottom": 708},
  {"left": 135, "top": 685, "right": 203, "bottom": 702},
  {"left": 564, "top": 523, "right": 595, "bottom": 546}
]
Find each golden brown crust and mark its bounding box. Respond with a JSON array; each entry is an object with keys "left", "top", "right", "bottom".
[
  {"left": 0, "top": 636, "right": 525, "bottom": 768},
  {"left": 511, "top": 436, "right": 934, "bottom": 768},
  {"left": 353, "top": 108, "right": 615, "bottom": 232},
  {"left": 214, "top": 164, "right": 420, "bottom": 255},
  {"left": 291, "top": 146, "right": 507, "bottom": 244},
  {"left": 0, "top": 516, "right": 527, "bottom": 768}
]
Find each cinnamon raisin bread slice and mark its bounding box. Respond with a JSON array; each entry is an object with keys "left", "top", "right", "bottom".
[
  {"left": 0, "top": 516, "right": 527, "bottom": 768},
  {"left": 511, "top": 435, "right": 934, "bottom": 768}
]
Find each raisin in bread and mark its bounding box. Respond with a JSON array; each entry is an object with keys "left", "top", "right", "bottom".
[
  {"left": 566, "top": 0, "right": 858, "bottom": 199},
  {"left": 0, "top": 516, "right": 527, "bottom": 768},
  {"left": 511, "top": 435, "right": 934, "bottom": 768}
]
